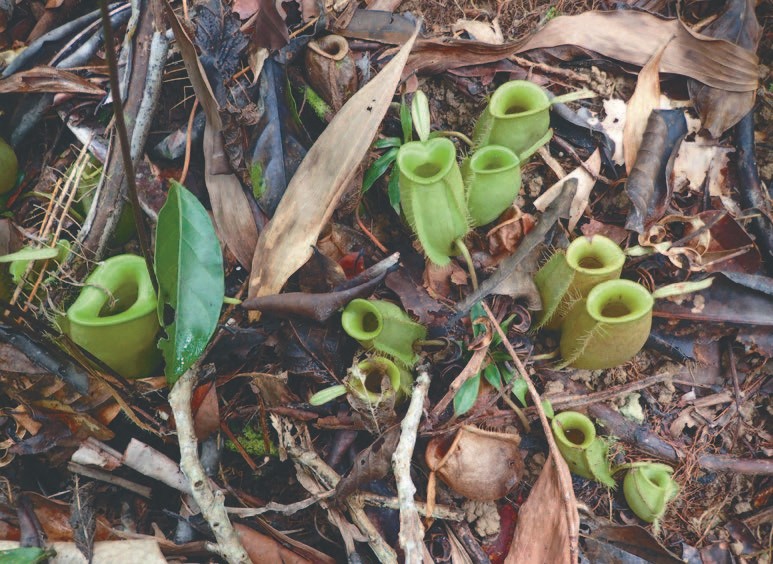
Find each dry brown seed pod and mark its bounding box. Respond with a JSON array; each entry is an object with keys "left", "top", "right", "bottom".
[
  {"left": 425, "top": 425, "right": 523, "bottom": 501},
  {"left": 305, "top": 34, "right": 358, "bottom": 112}
]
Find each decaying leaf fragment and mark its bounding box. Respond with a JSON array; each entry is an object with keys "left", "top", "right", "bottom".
[
  {"left": 687, "top": 0, "right": 761, "bottom": 137},
  {"left": 517, "top": 10, "right": 758, "bottom": 93},
  {"left": 625, "top": 109, "right": 687, "bottom": 233},
  {"left": 247, "top": 23, "right": 420, "bottom": 308}
]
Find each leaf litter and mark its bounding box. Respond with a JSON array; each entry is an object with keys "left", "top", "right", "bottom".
[{"left": 0, "top": 0, "right": 770, "bottom": 562}]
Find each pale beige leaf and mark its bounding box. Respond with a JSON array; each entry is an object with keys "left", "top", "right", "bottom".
[
  {"left": 518, "top": 11, "right": 757, "bottom": 93},
  {"left": 534, "top": 149, "right": 601, "bottom": 233},
  {"left": 623, "top": 40, "right": 669, "bottom": 174},
  {"left": 162, "top": 0, "right": 258, "bottom": 268},
  {"left": 247, "top": 24, "right": 420, "bottom": 305},
  {"left": 452, "top": 18, "right": 504, "bottom": 45},
  {"left": 505, "top": 455, "right": 578, "bottom": 564},
  {"left": 568, "top": 149, "right": 601, "bottom": 231}
]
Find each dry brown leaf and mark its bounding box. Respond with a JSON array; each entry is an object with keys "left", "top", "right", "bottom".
[
  {"left": 687, "top": 0, "right": 761, "bottom": 137},
  {"left": 246, "top": 23, "right": 420, "bottom": 307},
  {"left": 505, "top": 455, "right": 578, "bottom": 564},
  {"left": 163, "top": 0, "right": 259, "bottom": 268},
  {"left": 518, "top": 10, "right": 758, "bottom": 92},
  {"left": 623, "top": 40, "right": 669, "bottom": 174},
  {"left": 235, "top": 524, "right": 312, "bottom": 564},
  {"left": 0, "top": 67, "right": 104, "bottom": 95}
]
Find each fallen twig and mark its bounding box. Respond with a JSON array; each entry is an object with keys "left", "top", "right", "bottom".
[
  {"left": 168, "top": 368, "right": 249, "bottom": 563},
  {"left": 393, "top": 366, "right": 431, "bottom": 562}
]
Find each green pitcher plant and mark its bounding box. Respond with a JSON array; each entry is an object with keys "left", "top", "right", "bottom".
[
  {"left": 535, "top": 234, "right": 626, "bottom": 329},
  {"left": 309, "top": 356, "right": 411, "bottom": 406},
  {"left": 341, "top": 298, "right": 426, "bottom": 367},
  {"left": 622, "top": 462, "right": 679, "bottom": 528},
  {"left": 551, "top": 410, "right": 615, "bottom": 487},
  {"left": 559, "top": 279, "right": 654, "bottom": 370},
  {"left": 472, "top": 80, "right": 593, "bottom": 156},
  {"left": 62, "top": 254, "right": 161, "bottom": 379},
  {"left": 396, "top": 137, "right": 470, "bottom": 266}
]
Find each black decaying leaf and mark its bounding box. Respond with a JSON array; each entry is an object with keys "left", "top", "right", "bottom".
[
  {"left": 625, "top": 109, "right": 687, "bottom": 233},
  {"left": 250, "top": 59, "right": 308, "bottom": 215}
]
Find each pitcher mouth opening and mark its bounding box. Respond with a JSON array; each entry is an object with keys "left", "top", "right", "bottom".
[
  {"left": 566, "top": 235, "right": 625, "bottom": 276},
  {"left": 586, "top": 280, "right": 654, "bottom": 324},
  {"left": 470, "top": 145, "right": 519, "bottom": 174},
  {"left": 342, "top": 299, "right": 384, "bottom": 341},
  {"left": 489, "top": 81, "right": 549, "bottom": 119},
  {"left": 397, "top": 139, "right": 457, "bottom": 185}
]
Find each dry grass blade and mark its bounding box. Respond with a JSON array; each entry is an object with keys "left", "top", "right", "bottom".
[
  {"left": 518, "top": 10, "right": 757, "bottom": 93},
  {"left": 162, "top": 0, "right": 258, "bottom": 268},
  {"left": 623, "top": 39, "right": 669, "bottom": 174},
  {"left": 247, "top": 23, "right": 420, "bottom": 307}
]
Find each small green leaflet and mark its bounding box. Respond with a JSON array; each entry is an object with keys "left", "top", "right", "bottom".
[
  {"left": 0, "top": 547, "right": 54, "bottom": 564},
  {"left": 362, "top": 148, "right": 398, "bottom": 194},
  {"left": 482, "top": 363, "right": 502, "bottom": 388},
  {"left": 470, "top": 301, "right": 486, "bottom": 338},
  {"left": 454, "top": 373, "right": 480, "bottom": 415},
  {"left": 155, "top": 181, "right": 225, "bottom": 385},
  {"left": 512, "top": 377, "right": 528, "bottom": 407},
  {"left": 0, "top": 247, "right": 58, "bottom": 263},
  {"left": 387, "top": 172, "right": 400, "bottom": 213},
  {"left": 400, "top": 96, "right": 412, "bottom": 143}
]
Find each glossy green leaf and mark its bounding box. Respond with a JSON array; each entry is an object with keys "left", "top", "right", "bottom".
[
  {"left": 155, "top": 181, "right": 225, "bottom": 385},
  {"left": 400, "top": 96, "right": 412, "bottom": 143},
  {"left": 483, "top": 362, "right": 502, "bottom": 388},
  {"left": 374, "top": 137, "right": 402, "bottom": 149},
  {"left": 309, "top": 384, "right": 347, "bottom": 406},
  {"left": 362, "top": 148, "right": 398, "bottom": 194},
  {"left": 512, "top": 377, "right": 528, "bottom": 406},
  {"left": 453, "top": 373, "right": 480, "bottom": 415}
]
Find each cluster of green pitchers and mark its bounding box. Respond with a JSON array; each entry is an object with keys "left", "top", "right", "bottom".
[{"left": 396, "top": 81, "right": 555, "bottom": 266}]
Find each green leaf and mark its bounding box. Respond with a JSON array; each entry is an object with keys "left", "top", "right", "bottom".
[
  {"left": 0, "top": 547, "right": 54, "bottom": 564},
  {"left": 309, "top": 384, "right": 347, "bottom": 406},
  {"left": 362, "top": 148, "right": 398, "bottom": 194},
  {"left": 454, "top": 373, "right": 480, "bottom": 415},
  {"left": 411, "top": 90, "right": 431, "bottom": 142},
  {"left": 542, "top": 399, "right": 555, "bottom": 419},
  {"left": 155, "top": 181, "right": 225, "bottom": 385},
  {"left": 0, "top": 247, "right": 58, "bottom": 263},
  {"left": 470, "top": 302, "right": 486, "bottom": 338},
  {"left": 387, "top": 172, "right": 401, "bottom": 214},
  {"left": 374, "top": 137, "right": 402, "bottom": 149},
  {"left": 511, "top": 377, "right": 528, "bottom": 406},
  {"left": 400, "top": 96, "right": 412, "bottom": 143},
  {"left": 483, "top": 362, "right": 502, "bottom": 388},
  {"left": 533, "top": 252, "right": 574, "bottom": 329}
]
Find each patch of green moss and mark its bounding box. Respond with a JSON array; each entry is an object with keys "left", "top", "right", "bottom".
[{"left": 226, "top": 423, "right": 278, "bottom": 457}]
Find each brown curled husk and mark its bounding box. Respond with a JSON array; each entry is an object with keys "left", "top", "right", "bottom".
[{"left": 426, "top": 425, "right": 523, "bottom": 501}]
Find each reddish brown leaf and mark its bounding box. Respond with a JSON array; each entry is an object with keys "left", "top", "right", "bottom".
[{"left": 0, "top": 67, "right": 104, "bottom": 95}]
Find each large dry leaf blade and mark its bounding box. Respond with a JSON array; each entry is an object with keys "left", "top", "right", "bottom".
[
  {"left": 247, "top": 24, "right": 420, "bottom": 303},
  {"left": 505, "top": 455, "right": 579, "bottom": 564},
  {"left": 687, "top": 0, "right": 761, "bottom": 137},
  {"left": 517, "top": 10, "right": 757, "bottom": 93},
  {"left": 163, "top": 0, "right": 258, "bottom": 268},
  {"left": 623, "top": 40, "right": 668, "bottom": 174}
]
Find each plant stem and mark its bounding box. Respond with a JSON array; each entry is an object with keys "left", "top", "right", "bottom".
[
  {"left": 433, "top": 130, "right": 474, "bottom": 147},
  {"left": 455, "top": 238, "right": 478, "bottom": 291},
  {"left": 97, "top": 0, "right": 157, "bottom": 292}
]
